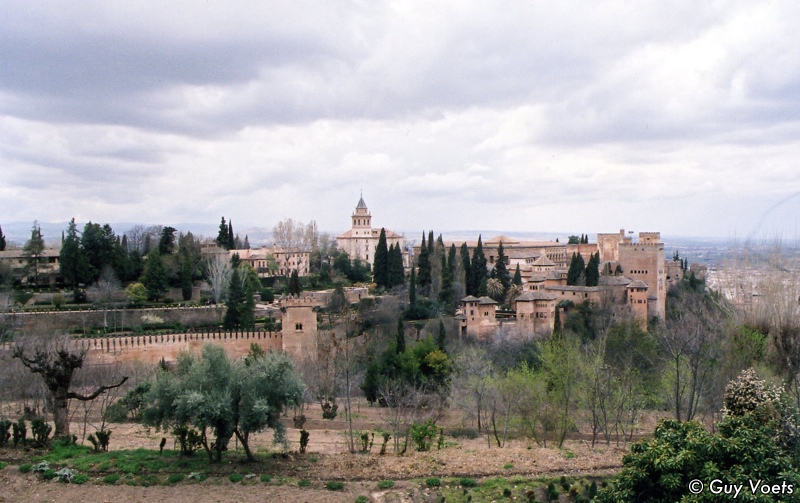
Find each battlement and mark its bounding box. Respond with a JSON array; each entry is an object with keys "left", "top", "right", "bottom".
[{"left": 637, "top": 232, "right": 661, "bottom": 244}]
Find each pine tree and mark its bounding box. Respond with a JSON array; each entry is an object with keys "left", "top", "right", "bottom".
[
  {"left": 288, "top": 270, "right": 302, "bottom": 296},
  {"left": 23, "top": 221, "right": 45, "bottom": 286},
  {"left": 227, "top": 221, "right": 235, "bottom": 251},
  {"left": 585, "top": 252, "right": 600, "bottom": 287},
  {"left": 244, "top": 235, "right": 250, "bottom": 249},
  {"left": 513, "top": 264, "right": 522, "bottom": 286},
  {"left": 396, "top": 318, "right": 406, "bottom": 354},
  {"left": 373, "top": 228, "right": 389, "bottom": 288},
  {"left": 0, "top": 224, "right": 5, "bottom": 251},
  {"left": 216, "top": 217, "right": 229, "bottom": 250},
  {"left": 388, "top": 242, "right": 404, "bottom": 287},
  {"left": 427, "top": 230, "right": 434, "bottom": 256}
]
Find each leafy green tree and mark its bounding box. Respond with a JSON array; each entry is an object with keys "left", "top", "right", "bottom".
[
  {"left": 288, "top": 269, "right": 302, "bottom": 296},
  {"left": 541, "top": 334, "right": 583, "bottom": 447},
  {"left": 437, "top": 319, "right": 446, "bottom": 352},
  {"left": 125, "top": 282, "right": 147, "bottom": 306},
  {"left": 0, "top": 224, "right": 6, "bottom": 251},
  {"left": 566, "top": 252, "right": 586, "bottom": 286},
  {"left": 408, "top": 268, "right": 417, "bottom": 306},
  {"left": 223, "top": 267, "right": 245, "bottom": 329},
  {"left": 216, "top": 217, "right": 230, "bottom": 250},
  {"left": 585, "top": 252, "right": 600, "bottom": 287},
  {"left": 512, "top": 264, "right": 522, "bottom": 286},
  {"left": 143, "top": 345, "right": 303, "bottom": 462},
  {"left": 396, "top": 318, "right": 406, "bottom": 354},
  {"left": 60, "top": 219, "right": 91, "bottom": 297},
  {"left": 23, "top": 221, "right": 45, "bottom": 286},
  {"left": 81, "top": 222, "right": 117, "bottom": 283},
  {"left": 373, "top": 228, "right": 389, "bottom": 288},
  {"left": 142, "top": 248, "right": 169, "bottom": 301},
  {"left": 568, "top": 235, "right": 580, "bottom": 244}
]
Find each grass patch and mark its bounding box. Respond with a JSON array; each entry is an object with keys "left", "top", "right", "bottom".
[
  {"left": 19, "top": 463, "right": 32, "bottom": 473},
  {"left": 356, "top": 496, "right": 369, "bottom": 503},
  {"left": 229, "top": 473, "right": 244, "bottom": 483},
  {"left": 34, "top": 446, "right": 209, "bottom": 475},
  {"left": 436, "top": 475, "right": 610, "bottom": 503},
  {"left": 0, "top": 462, "right": 6, "bottom": 470},
  {"left": 260, "top": 474, "right": 272, "bottom": 483},
  {"left": 503, "top": 463, "right": 514, "bottom": 469},
  {"left": 167, "top": 473, "right": 185, "bottom": 483},
  {"left": 325, "top": 481, "right": 345, "bottom": 491},
  {"left": 298, "top": 479, "right": 311, "bottom": 487},
  {"left": 460, "top": 477, "right": 478, "bottom": 487},
  {"left": 377, "top": 479, "right": 395, "bottom": 489},
  {"left": 103, "top": 474, "right": 121, "bottom": 484},
  {"left": 72, "top": 474, "right": 89, "bottom": 484},
  {"left": 425, "top": 477, "right": 441, "bottom": 488},
  {"left": 42, "top": 469, "right": 57, "bottom": 480}
]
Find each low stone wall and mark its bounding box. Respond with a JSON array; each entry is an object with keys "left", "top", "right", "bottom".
[{"left": 77, "top": 329, "right": 283, "bottom": 366}]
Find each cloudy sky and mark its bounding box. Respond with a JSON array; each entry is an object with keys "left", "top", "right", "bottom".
[{"left": 2, "top": 1, "right": 800, "bottom": 243}]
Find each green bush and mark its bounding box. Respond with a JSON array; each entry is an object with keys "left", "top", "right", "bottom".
[
  {"left": 12, "top": 418, "right": 26, "bottom": 447},
  {"left": 377, "top": 479, "right": 395, "bottom": 489},
  {"left": 19, "top": 463, "right": 32, "bottom": 473},
  {"left": 410, "top": 419, "right": 438, "bottom": 452},
  {"left": 42, "top": 469, "right": 57, "bottom": 480},
  {"left": 72, "top": 474, "right": 89, "bottom": 484},
  {"left": 503, "top": 463, "right": 514, "bottom": 470},
  {"left": 425, "top": 477, "right": 441, "bottom": 487},
  {"left": 546, "top": 482, "right": 559, "bottom": 501},
  {"left": 0, "top": 419, "right": 11, "bottom": 447},
  {"left": 0, "top": 462, "right": 7, "bottom": 470},
  {"left": 356, "top": 496, "right": 369, "bottom": 503},
  {"left": 229, "top": 473, "right": 244, "bottom": 483},
  {"left": 298, "top": 479, "right": 311, "bottom": 487},
  {"left": 260, "top": 474, "right": 272, "bottom": 483},
  {"left": 168, "top": 473, "right": 185, "bottom": 483},
  {"left": 460, "top": 478, "right": 477, "bottom": 487},
  {"left": 103, "top": 474, "right": 121, "bottom": 484},
  {"left": 325, "top": 481, "right": 345, "bottom": 491}
]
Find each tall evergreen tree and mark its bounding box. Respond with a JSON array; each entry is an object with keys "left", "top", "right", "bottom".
[
  {"left": 82, "top": 222, "right": 116, "bottom": 282},
  {"left": 493, "top": 241, "right": 510, "bottom": 293},
  {"left": 409, "top": 268, "right": 417, "bottom": 305},
  {"left": 567, "top": 252, "right": 586, "bottom": 286},
  {"left": 388, "top": 242, "right": 404, "bottom": 287},
  {"left": 460, "top": 243, "right": 473, "bottom": 296},
  {"left": 471, "top": 235, "right": 487, "bottom": 295},
  {"left": 243, "top": 235, "right": 250, "bottom": 249},
  {"left": 513, "top": 263, "right": 523, "bottom": 286},
  {"left": 288, "top": 269, "right": 302, "bottom": 296},
  {"left": 437, "top": 319, "right": 447, "bottom": 352},
  {"left": 396, "top": 318, "right": 406, "bottom": 354},
  {"left": 181, "top": 249, "right": 193, "bottom": 301},
  {"left": 417, "top": 232, "right": 431, "bottom": 292},
  {"left": 23, "top": 221, "right": 45, "bottom": 286},
  {"left": 158, "top": 226, "right": 177, "bottom": 255},
  {"left": 373, "top": 228, "right": 389, "bottom": 288},
  {"left": 438, "top": 253, "right": 455, "bottom": 308},
  {"left": 60, "top": 218, "right": 90, "bottom": 296},
  {"left": 142, "top": 248, "right": 168, "bottom": 301},
  {"left": 223, "top": 267, "right": 244, "bottom": 329},
  {"left": 427, "top": 230, "right": 434, "bottom": 256},
  {"left": 216, "top": 217, "right": 229, "bottom": 250},
  {"left": 227, "top": 221, "right": 235, "bottom": 250},
  {"left": 585, "top": 252, "right": 600, "bottom": 287},
  {"left": 0, "top": 224, "right": 6, "bottom": 251}
]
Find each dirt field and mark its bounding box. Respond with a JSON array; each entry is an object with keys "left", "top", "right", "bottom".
[{"left": 0, "top": 400, "right": 642, "bottom": 502}]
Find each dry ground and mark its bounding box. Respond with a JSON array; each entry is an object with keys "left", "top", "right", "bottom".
[{"left": 0, "top": 399, "right": 649, "bottom": 502}]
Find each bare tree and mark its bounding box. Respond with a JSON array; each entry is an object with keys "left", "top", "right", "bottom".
[
  {"left": 12, "top": 334, "right": 128, "bottom": 438},
  {"left": 89, "top": 266, "right": 122, "bottom": 332},
  {"left": 206, "top": 255, "right": 232, "bottom": 305}
]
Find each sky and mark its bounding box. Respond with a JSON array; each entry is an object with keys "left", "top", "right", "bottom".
[{"left": 2, "top": 1, "right": 800, "bottom": 244}]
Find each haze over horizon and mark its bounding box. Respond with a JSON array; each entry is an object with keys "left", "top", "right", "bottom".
[{"left": 2, "top": 2, "right": 800, "bottom": 241}]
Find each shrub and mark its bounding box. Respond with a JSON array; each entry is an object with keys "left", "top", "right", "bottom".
[
  {"left": 379, "top": 432, "right": 391, "bottom": 455},
  {"left": 0, "top": 419, "right": 11, "bottom": 447},
  {"left": 12, "top": 418, "right": 26, "bottom": 447},
  {"left": 42, "top": 469, "right": 57, "bottom": 480},
  {"left": 411, "top": 419, "right": 438, "bottom": 452},
  {"left": 546, "top": 482, "right": 559, "bottom": 501},
  {"left": 299, "top": 429, "right": 310, "bottom": 454},
  {"left": 377, "top": 480, "right": 395, "bottom": 489},
  {"left": 260, "top": 474, "right": 272, "bottom": 483},
  {"left": 356, "top": 496, "right": 369, "bottom": 503},
  {"left": 503, "top": 463, "right": 514, "bottom": 470},
  {"left": 503, "top": 488, "right": 512, "bottom": 497},
  {"left": 460, "top": 478, "right": 477, "bottom": 487},
  {"left": 298, "top": 479, "right": 311, "bottom": 487},
  {"left": 172, "top": 425, "right": 202, "bottom": 456},
  {"left": 425, "top": 477, "right": 441, "bottom": 487},
  {"left": 103, "top": 474, "right": 121, "bottom": 484},
  {"left": 229, "top": 473, "right": 244, "bottom": 483},
  {"left": 0, "top": 462, "right": 7, "bottom": 470},
  {"left": 72, "top": 474, "right": 89, "bottom": 484},
  {"left": 449, "top": 427, "right": 479, "bottom": 439},
  {"left": 723, "top": 367, "right": 781, "bottom": 420},
  {"left": 87, "top": 429, "right": 111, "bottom": 452},
  {"left": 55, "top": 467, "right": 78, "bottom": 483},
  {"left": 52, "top": 294, "right": 65, "bottom": 309},
  {"left": 105, "top": 401, "right": 129, "bottom": 423},
  {"left": 166, "top": 473, "right": 184, "bottom": 483},
  {"left": 325, "top": 481, "right": 345, "bottom": 491},
  {"left": 19, "top": 464, "right": 32, "bottom": 473}
]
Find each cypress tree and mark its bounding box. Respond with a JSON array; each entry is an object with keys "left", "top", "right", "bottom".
[
  {"left": 409, "top": 268, "right": 417, "bottom": 306},
  {"left": 513, "top": 263, "right": 522, "bottom": 286},
  {"left": 460, "top": 243, "right": 473, "bottom": 296},
  {"left": 388, "top": 242, "right": 404, "bottom": 287},
  {"left": 427, "top": 230, "right": 434, "bottom": 256},
  {"left": 437, "top": 319, "right": 446, "bottom": 352},
  {"left": 60, "top": 218, "right": 90, "bottom": 296},
  {"left": 373, "top": 228, "right": 389, "bottom": 288},
  {"left": 224, "top": 267, "right": 244, "bottom": 328},
  {"left": 396, "top": 318, "right": 406, "bottom": 354},
  {"left": 142, "top": 248, "right": 168, "bottom": 301},
  {"left": 0, "top": 224, "right": 5, "bottom": 251},
  {"left": 438, "top": 253, "right": 454, "bottom": 308},
  {"left": 288, "top": 269, "right": 302, "bottom": 295},
  {"left": 585, "top": 252, "right": 600, "bottom": 287},
  {"left": 417, "top": 232, "right": 431, "bottom": 291},
  {"left": 494, "top": 241, "right": 510, "bottom": 292},
  {"left": 471, "top": 235, "right": 487, "bottom": 295},
  {"left": 567, "top": 252, "right": 586, "bottom": 286},
  {"left": 181, "top": 250, "right": 193, "bottom": 301},
  {"left": 553, "top": 307, "right": 562, "bottom": 337},
  {"left": 228, "top": 221, "right": 235, "bottom": 250}
]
